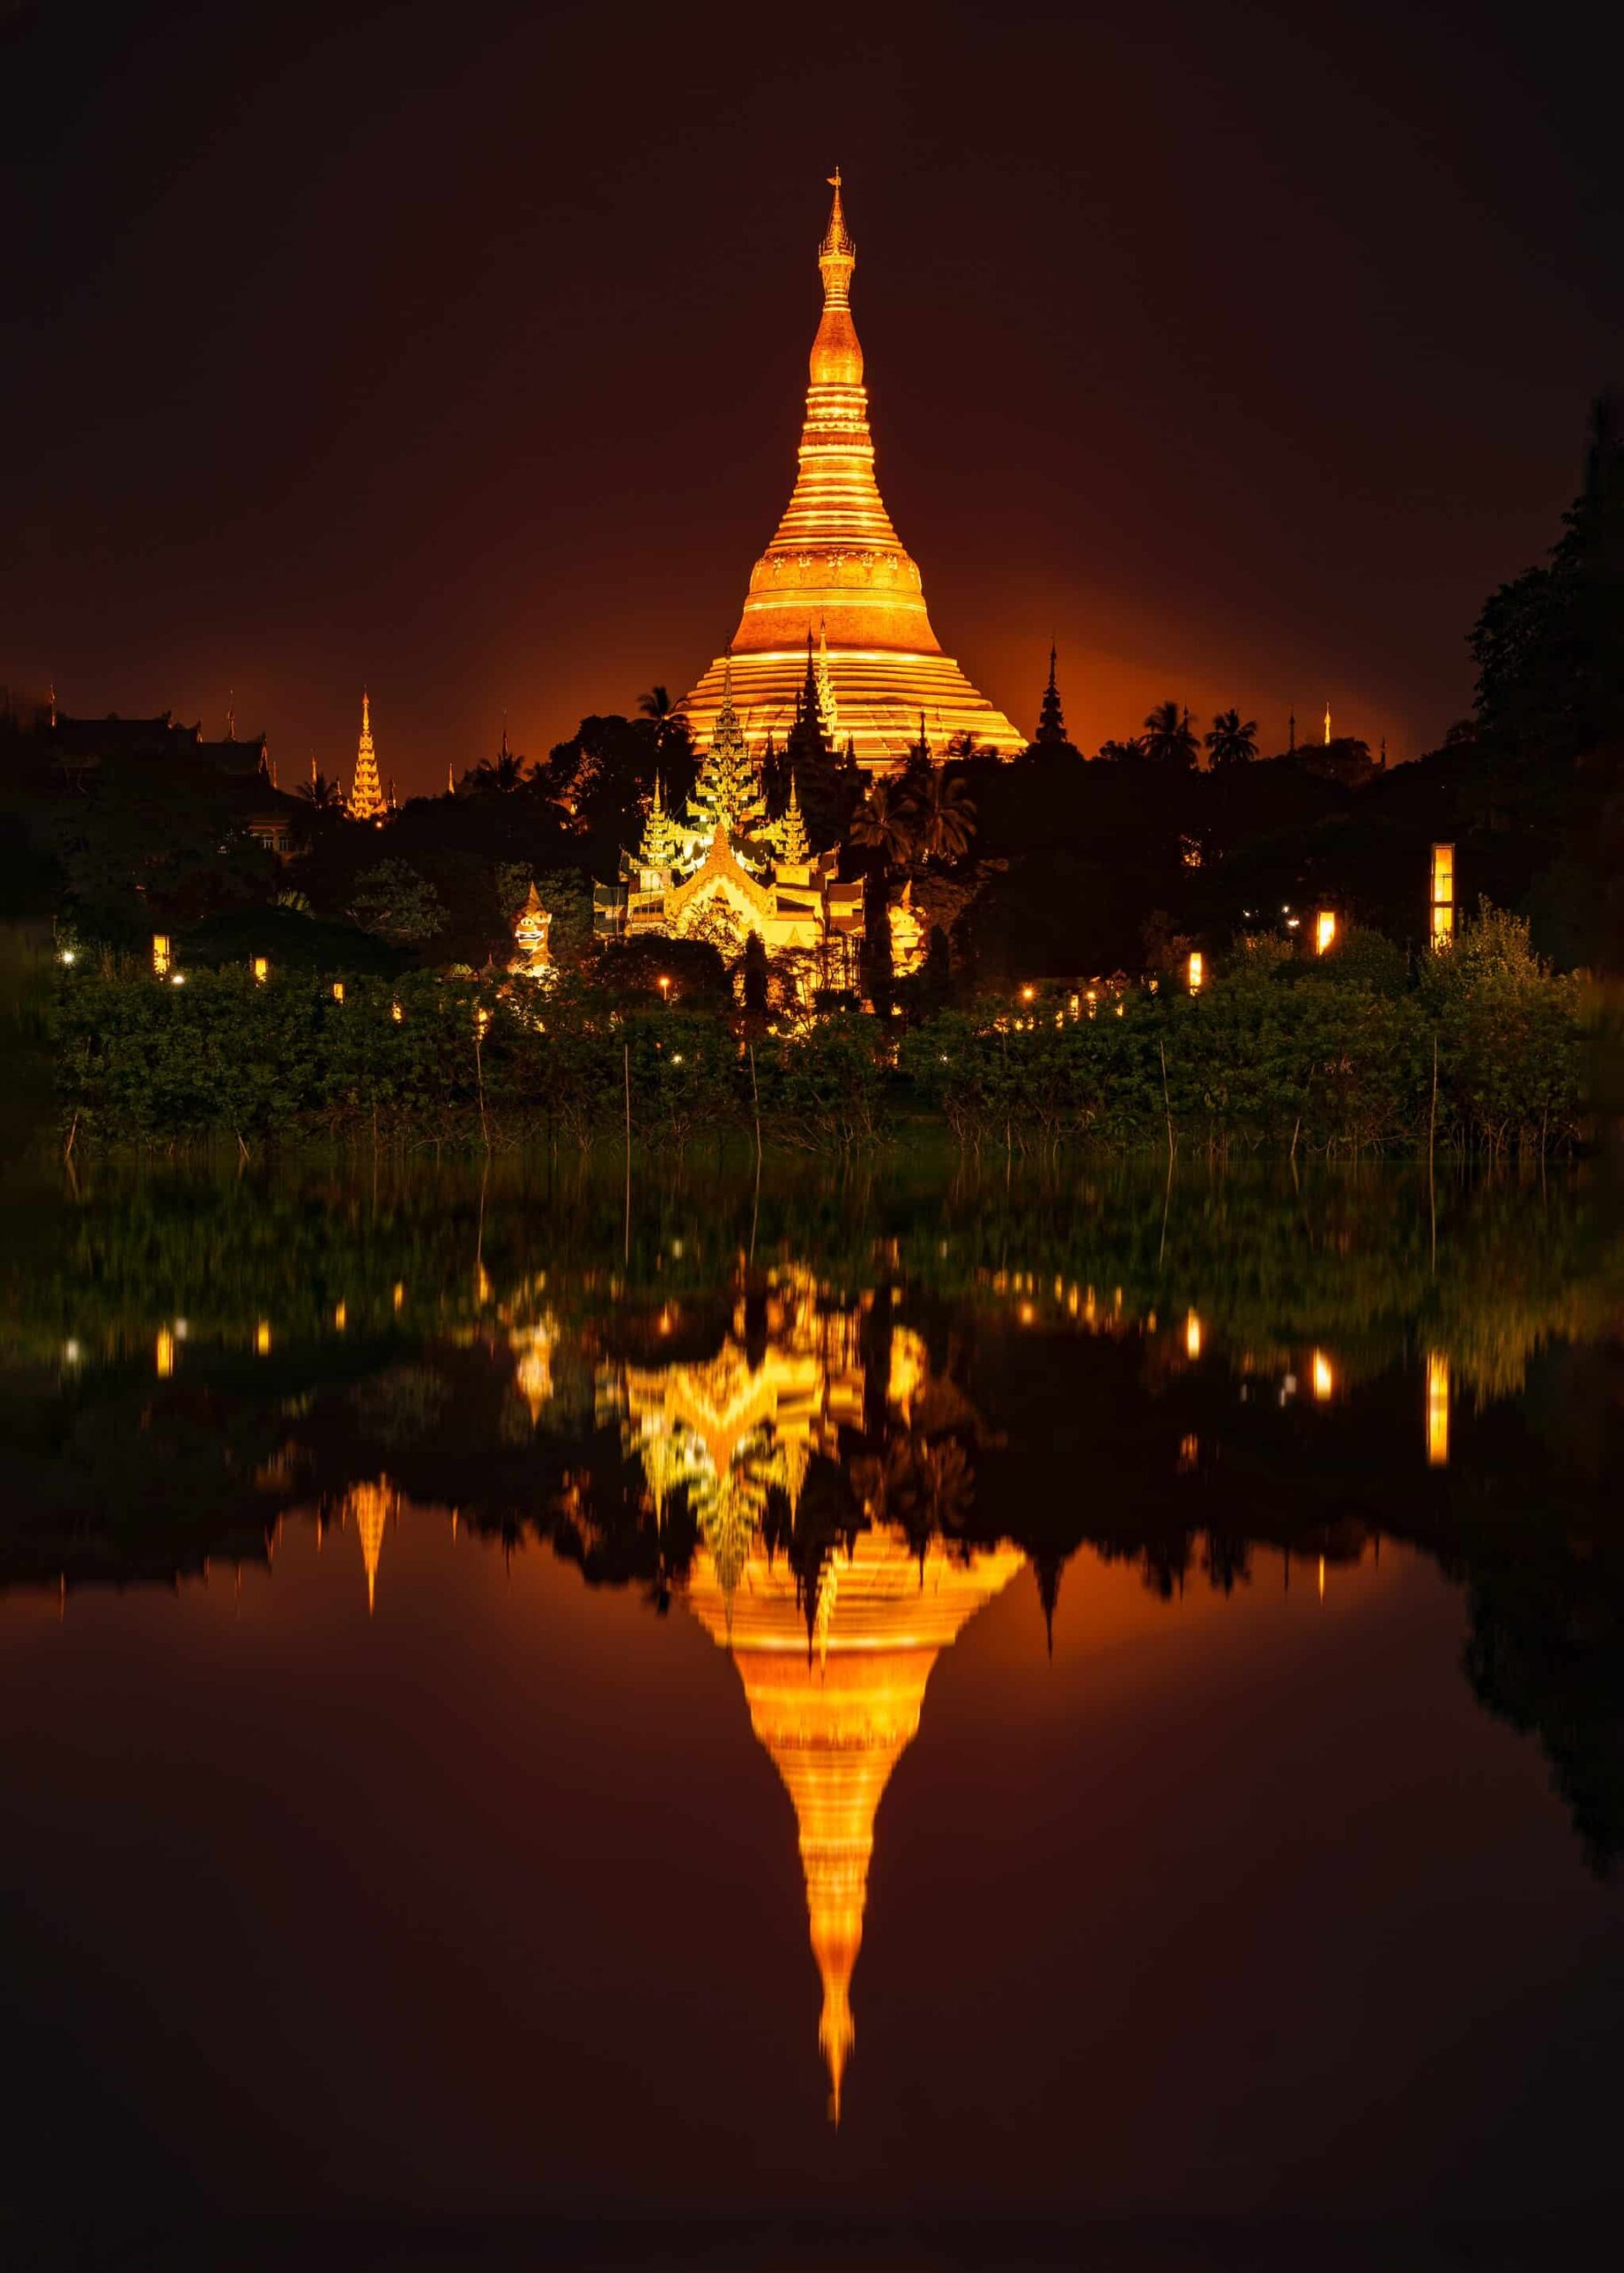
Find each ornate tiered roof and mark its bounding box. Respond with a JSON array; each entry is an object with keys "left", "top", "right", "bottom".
[{"left": 348, "top": 691, "right": 385, "bottom": 821}]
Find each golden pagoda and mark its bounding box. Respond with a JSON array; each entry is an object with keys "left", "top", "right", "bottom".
[
  {"left": 348, "top": 690, "right": 386, "bottom": 822},
  {"left": 686, "top": 1529, "right": 1025, "bottom": 2121},
  {"left": 679, "top": 175, "right": 1024, "bottom": 772}
]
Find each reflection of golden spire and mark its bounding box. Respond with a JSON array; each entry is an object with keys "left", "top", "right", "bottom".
[
  {"left": 348, "top": 1477, "right": 396, "bottom": 1614},
  {"left": 686, "top": 1530, "right": 1024, "bottom": 2123}
]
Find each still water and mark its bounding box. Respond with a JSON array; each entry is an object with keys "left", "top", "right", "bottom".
[{"left": 2, "top": 1160, "right": 1620, "bottom": 2270}]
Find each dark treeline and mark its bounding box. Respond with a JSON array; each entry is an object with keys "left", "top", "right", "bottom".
[{"left": 4, "top": 400, "right": 1620, "bottom": 997}]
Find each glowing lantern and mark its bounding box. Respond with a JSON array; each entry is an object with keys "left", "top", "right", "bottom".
[
  {"left": 1426, "top": 1352, "right": 1450, "bottom": 1467},
  {"left": 391, "top": 1000, "right": 403, "bottom": 1023},
  {"left": 1184, "top": 1311, "right": 1202, "bottom": 1360},
  {"left": 1187, "top": 950, "right": 1204, "bottom": 994},
  {"left": 252, "top": 956, "right": 268, "bottom": 985},
  {"left": 1311, "top": 1350, "right": 1334, "bottom": 1401},
  {"left": 1430, "top": 843, "right": 1454, "bottom": 945},
  {"left": 658, "top": 975, "right": 671, "bottom": 1002},
  {"left": 152, "top": 934, "right": 171, "bottom": 978},
  {"left": 331, "top": 980, "right": 345, "bottom": 1004},
  {"left": 1315, "top": 910, "right": 1335, "bottom": 955}
]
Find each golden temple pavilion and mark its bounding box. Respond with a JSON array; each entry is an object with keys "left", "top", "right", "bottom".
[{"left": 679, "top": 175, "right": 1023, "bottom": 771}]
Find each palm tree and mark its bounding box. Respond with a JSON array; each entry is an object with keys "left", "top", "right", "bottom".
[
  {"left": 638, "top": 684, "right": 675, "bottom": 725},
  {"left": 1142, "top": 701, "right": 1200, "bottom": 767},
  {"left": 943, "top": 729, "right": 986, "bottom": 761},
  {"left": 471, "top": 748, "right": 525, "bottom": 794},
  {"left": 908, "top": 768, "right": 978, "bottom": 864},
  {"left": 1204, "top": 708, "right": 1259, "bottom": 768},
  {"left": 297, "top": 770, "right": 345, "bottom": 811},
  {"left": 848, "top": 778, "right": 919, "bottom": 871}
]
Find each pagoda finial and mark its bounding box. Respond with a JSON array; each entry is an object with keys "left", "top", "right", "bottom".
[
  {"left": 814, "top": 169, "right": 858, "bottom": 356},
  {"left": 1034, "top": 640, "right": 1069, "bottom": 748},
  {"left": 1324, "top": 699, "right": 1333, "bottom": 747},
  {"left": 820, "top": 167, "right": 853, "bottom": 262}
]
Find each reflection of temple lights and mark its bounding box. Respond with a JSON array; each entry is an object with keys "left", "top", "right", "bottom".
[
  {"left": 1187, "top": 950, "right": 1203, "bottom": 993},
  {"left": 1318, "top": 1554, "right": 1327, "bottom": 1601},
  {"left": 1184, "top": 1310, "right": 1202, "bottom": 1359},
  {"left": 392, "top": 1281, "right": 405, "bottom": 1312},
  {"left": 1315, "top": 909, "right": 1336, "bottom": 955},
  {"left": 1311, "top": 1350, "right": 1334, "bottom": 1401},
  {"left": 1177, "top": 1432, "right": 1199, "bottom": 1473},
  {"left": 1427, "top": 1352, "right": 1450, "bottom": 1466},
  {"left": 155, "top": 1325, "right": 175, "bottom": 1379},
  {"left": 255, "top": 1320, "right": 272, "bottom": 1356},
  {"left": 334, "top": 1301, "right": 347, "bottom": 1332}
]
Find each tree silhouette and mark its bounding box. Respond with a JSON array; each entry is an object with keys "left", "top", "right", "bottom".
[
  {"left": 297, "top": 771, "right": 345, "bottom": 811},
  {"left": 1142, "top": 701, "right": 1200, "bottom": 767},
  {"left": 1204, "top": 709, "right": 1259, "bottom": 768},
  {"left": 849, "top": 778, "right": 917, "bottom": 872},
  {"left": 908, "top": 770, "right": 977, "bottom": 866}
]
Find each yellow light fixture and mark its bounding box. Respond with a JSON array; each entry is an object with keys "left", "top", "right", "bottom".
[
  {"left": 155, "top": 1325, "right": 175, "bottom": 1380},
  {"left": 255, "top": 1320, "right": 272, "bottom": 1356},
  {"left": 1187, "top": 950, "right": 1204, "bottom": 993},
  {"left": 1315, "top": 910, "right": 1335, "bottom": 955},
  {"left": 1184, "top": 1311, "right": 1202, "bottom": 1360},
  {"left": 1430, "top": 843, "right": 1454, "bottom": 945},
  {"left": 252, "top": 955, "right": 269, "bottom": 984},
  {"left": 331, "top": 980, "right": 345, "bottom": 1004},
  {"left": 1311, "top": 1349, "right": 1334, "bottom": 1401},
  {"left": 152, "top": 934, "right": 171, "bottom": 978}
]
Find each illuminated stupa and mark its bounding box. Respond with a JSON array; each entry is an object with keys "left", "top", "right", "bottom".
[
  {"left": 686, "top": 1529, "right": 1025, "bottom": 2120},
  {"left": 679, "top": 175, "right": 1024, "bottom": 772},
  {"left": 347, "top": 690, "right": 386, "bottom": 821}
]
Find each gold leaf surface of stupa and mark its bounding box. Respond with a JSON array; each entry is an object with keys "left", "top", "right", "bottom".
[
  {"left": 685, "top": 1528, "right": 1026, "bottom": 2122},
  {"left": 679, "top": 175, "right": 1024, "bottom": 772}
]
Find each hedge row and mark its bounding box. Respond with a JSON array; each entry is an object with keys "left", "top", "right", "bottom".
[{"left": 51, "top": 944, "right": 1588, "bottom": 1156}]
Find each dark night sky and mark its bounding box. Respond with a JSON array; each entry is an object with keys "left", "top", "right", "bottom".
[{"left": 4, "top": 0, "right": 1618, "bottom": 794}]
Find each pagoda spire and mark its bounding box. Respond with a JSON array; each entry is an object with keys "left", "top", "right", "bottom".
[
  {"left": 349, "top": 690, "right": 385, "bottom": 821},
  {"left": 775, "top": 769, "right": 812, "bottom": 865},
  {"left": 675, "top": 173, "right": 1024, "bottom": 768},
  {"left": 815, "top": 616, "right": 840, "bottom": 744},
  {"left": 1034, "top": 642, "right": 1069, "bottom": 748},
  {"left": 638, "top": 771, "right": 681, "bottom": 872}
]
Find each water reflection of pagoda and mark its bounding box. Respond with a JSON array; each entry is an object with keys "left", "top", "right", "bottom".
[
  {"left": 615, "top": 1271, "right": 1022, "bottom": 2119},
  {"left": 687, "top": 1532, "right": 1022, "bottom": 2121}
]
